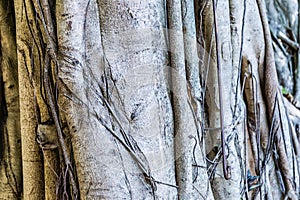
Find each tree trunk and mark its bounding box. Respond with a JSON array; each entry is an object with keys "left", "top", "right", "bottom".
[
  {"left": 0, "top": 1, "right": 21, "bottom": 199},
  {"left": 1, "top": 0, "right": 300, "bottom": 199},
  {"left": 14, "top": 0, "right": 45, "bottom": 199}
]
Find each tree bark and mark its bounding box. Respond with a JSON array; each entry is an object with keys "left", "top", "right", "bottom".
[
  {"left": 14, "top": 0, "right": 44, "bottom": 199},
  {"left": 0, "top": 1, "right": 22, "bottom": 199},
  {"left": 1, "top": 0, "right": 300, "bottom": 199}
]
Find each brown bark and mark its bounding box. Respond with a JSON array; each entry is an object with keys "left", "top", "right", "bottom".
[
  {"left": 0, "top": 0, "right": 22, "bottom": 199},
  {"left": 14, "top": 0, "right": 45, "bottom": 199}
]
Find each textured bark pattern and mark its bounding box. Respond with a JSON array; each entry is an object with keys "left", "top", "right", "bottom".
[
  {"left": 1, "top": 0, "right": 300, "bottom": 199},
  {"left": 14, "top": 1, "right": 45, "bottom": 199},
  {"left": 0, "top": 1, "right": 21, "bottom": 199},
  {"left": 97, "top": 0, "right": 176, "bottom": 198},
  {"left": 199, "top": 0, "right": 242, "bottom": 198}
]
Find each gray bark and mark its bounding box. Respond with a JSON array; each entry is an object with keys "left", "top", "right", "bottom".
[{"left": 1, "top": 0, "right": 300, "bottom": 199}]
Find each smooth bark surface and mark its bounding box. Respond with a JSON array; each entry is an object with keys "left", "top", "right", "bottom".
[{"left": 14, "top": 1, "right": 45, "bottom": 199}]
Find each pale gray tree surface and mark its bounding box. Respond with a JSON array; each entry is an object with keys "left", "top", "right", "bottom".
[{"left": 0, "top": 0, "right": 300, "bottom": 199}]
